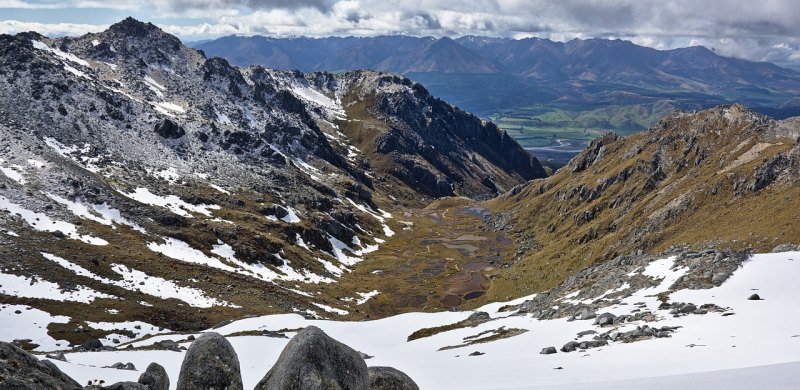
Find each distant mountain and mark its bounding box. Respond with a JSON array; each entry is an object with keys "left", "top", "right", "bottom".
[
  {"left": 196, "top": 35, "right": 800, "bottom": 165},
  {"left": 197, "top": 35, "right": 800, "bottom": 96}
]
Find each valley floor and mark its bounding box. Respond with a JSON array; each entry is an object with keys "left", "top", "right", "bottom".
[{"left": 9, "top": 251, "right": 797, "bottom": 389}]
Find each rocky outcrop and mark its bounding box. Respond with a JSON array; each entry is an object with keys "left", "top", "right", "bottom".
[
  {"left": 368, "top": 366, "right": 420, "bottom": 390},
  {"left": 513, "top": 247, "right": 748, "bottom": 322},
  {"left": 255, "top": 326, "right": 368, "bottom": 390},
  {"left": 0, "top": 341, "right": 82, "bottom": 390},
  {"left": 176, "top": 332, "right": 243, "bottom": 390},
  {"left": 0, "top": 330, "right": 421, "bottom": 390},
  {"left": 153, "top": 119, "right": 186, "bottom": 139},
  {"left": 338, "top": 71, "right": 547, "bottom": 201}
]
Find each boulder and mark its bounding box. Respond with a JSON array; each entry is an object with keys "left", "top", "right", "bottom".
[
  {"left": 748, "top": 293, "right": 762, "bottom": 300},
  {"left": 138, "top": 362, "right": 169, "bottom": 390},
  {"left": 539, "top": 347, "right": 557, "bottom": 355},
  {"left": 368, "top": 366, "right": 420, "bottom": 390},
  {"left": 255, "top": 326, "right": 368, "bottom": 390},
  {"left": 576, "top": 308, "right": 596, "bottom": 320},
  {"left": 594, "top": 313, "right": 617, "bottom": 326},
  {"left": 154, "top": 339, "right": 181, "bottom": 352},
  {"left": 106, "top": 362, "right": 136, "bottom": 370},
  {"left": 81, "top": 338, "right": 103, "bottom": 350},
  {"left": 679, "top": 303, "right": 697, "bottom": 314},
  {"left": 578, "top": 340, "right": 608, "bottom": 349},
  {"left": 560, "top": 341, "right": 580, "bottom": 353},
  {"left": 0, "top": 341, "right": 82, "bottom": 389},
  {"left": 176, "top": 332, "right": 243, "bottom": 390}
]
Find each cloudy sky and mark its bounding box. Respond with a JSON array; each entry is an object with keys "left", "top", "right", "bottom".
[{"left": 1, "top": 0, "right": 799, "bottom": 68}]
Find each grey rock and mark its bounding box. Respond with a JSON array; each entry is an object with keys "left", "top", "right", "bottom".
[
  {"left": 368, "top": 366, "right": 420, "bottom": 390},
  {"left": 154, "top": 339, "right": 181, "bottom": 352},
  {"left": 177, "top": 332, "right": 243, "bottom": 390},
  {"left": 358, "top": 351, "right": 374, "bottom": 360},
  {"left": 578, "top": 340, "right": 608, "bottom": 349},
  {"left": 45, "top": 352, "right": 67, "bottom": 362},
  {"left": 104, "top": 382, "right": 149, "bottom": 390},
  {"left": 576, "top": 308, "right": 596, "bottom": 320},
  {"left": 576, "top": 330, "right": 597, "bottom": 337},
  {"left": 467, "top": 311, "right": 491, "bottom": 321},
  {"left": 772, "top": 243, "right": 800, "bottom": 253},
  {"left": 106, "top": 362, "right": 137, "bottom": 370},
  {"left": 679, "top": 303, "right": 697, "bottom": 314},
  {"left": 138, "top": 362, "right": 169, "bottom": 390},
  {"left": 748, "top": 293, "right": 762, "bottom": 300},
  {"left": 560, "top": 341, "right": 580, "bottom": 353},
  {"left": 81, "top": 338, "right": 103, "bottom": 350},
  {"left": 255, "top": 326, "right": 368, "bottom": 390},
  {"left": 0, "top": 341, "right": 82, "bottom": 389},
  {"left": 711, "top": 272, "right": 729, "bottom": 285},
  {"left": 154, "top": 118, "right": 185, "bottom": 139},
  {"left": 594, "top": 313, "right": 617, "bottom": 326},
  {"left": 468, "top": 351, "right": 484, "bottom": 356},
  {"left": 540, "top": 347, "right": 557, "bottom": 355}
]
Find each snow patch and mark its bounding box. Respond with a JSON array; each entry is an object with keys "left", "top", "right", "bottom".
[
  {"left": 0, "top": 195, "right": 108, "bottom": 245},
  {"left": 0, "top": 270, "right": 114, "bottom": 304},
  {"left": 122, "top": 187, "right": 219, "bottom": 218},
  {"left": 312, "top": 302, "right": 348, "bottom": 316},
  {"left": 32, "top": 40, "right": 90, "bottom": 67},
  {"left": 40, "top": 252, "right": 232, "bottom": 308},
  {"left": 148, "top": 237, "right": 239, "bottom": 273},
  {"left": 0, "top": 305, "right": 71, "bottom": 352}
]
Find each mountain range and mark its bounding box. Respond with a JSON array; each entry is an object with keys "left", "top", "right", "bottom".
[
  {"left": 196, "top": 35, "right": 800, "bottom": 165},
  {"left": 1, "top": 17, "right": 800, "bottom": 390}
]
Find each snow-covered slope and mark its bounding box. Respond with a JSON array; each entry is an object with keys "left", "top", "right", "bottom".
[
  {"left": 0, "top": 17, "right": 544, "bottom": 339},
  {"left": 23, "top": 250, "right": 800, "bottom": 389}
]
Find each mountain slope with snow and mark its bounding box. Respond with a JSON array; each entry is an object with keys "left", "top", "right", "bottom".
[
  {"left": 0, "top": 18, "right": 543, "bottom": 345},
  {"left": 24, "top": 249, "right": 800, "bottom": 389}
]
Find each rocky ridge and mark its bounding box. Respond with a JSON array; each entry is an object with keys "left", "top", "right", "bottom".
[
  {"left": 0, "top": 17, "right": 543, "bottom": 343},
  {"left": 478, "top": 104, "right": 800, "bottom": 300}
]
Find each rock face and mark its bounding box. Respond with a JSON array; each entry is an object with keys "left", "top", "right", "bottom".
[
  {"left": 368, "top": 366, "right": 420, "bottom": 390},
  {"left": 338, "top": 72, "right": 547, "bottom": 201},
  {"left": 153, "top": 118, "right": 185, "bottom": 139},
  {"left": 81, "top": 339, "right": 104, "bottom": 351},
  {"left": 255, "top": 326, "right": 369, "bottom": 390},
  {"left": 0, "top": 341, "right": 82, "bottom": 390},
  {"left": 176, "top": 332, "right": 243, "bottom": 390},
  {"left": 491, "top": 104, "right": 800, "bottom": 298},
  {"left": 138, "top": 362, "right": 169, "bottom": 390}
]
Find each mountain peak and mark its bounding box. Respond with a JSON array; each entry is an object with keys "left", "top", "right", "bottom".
[{"left": 107, "top": 17, "right": 164, "bottom": 38}]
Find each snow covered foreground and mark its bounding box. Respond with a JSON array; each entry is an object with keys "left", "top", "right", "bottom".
[{"left": 43, "top": 252, "right": 800, "bottom": 388}]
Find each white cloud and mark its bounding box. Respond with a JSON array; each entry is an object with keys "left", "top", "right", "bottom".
[
  {"left": 1, "top": 0, "right": 800, "bottom": 66},
  {"left": 0, "top": 20, "right": 107, "bottom": 36}
]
